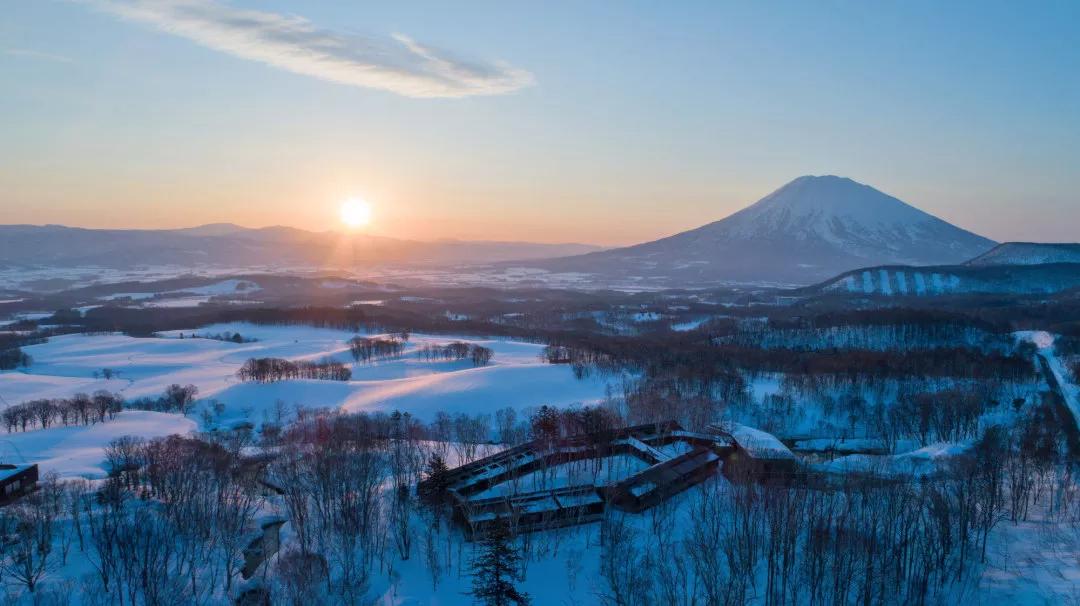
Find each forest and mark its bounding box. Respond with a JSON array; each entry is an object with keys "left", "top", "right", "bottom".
[{"left": 0, "top": 283, "right": 1078, "bottom": 603}]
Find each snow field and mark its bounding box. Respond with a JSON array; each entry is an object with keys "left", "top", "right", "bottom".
[
  {"left": 0, "top": 411, "right": 197, "bottom": 479},
  {"left": 0, "top": 323, "right": 618, "bottom": 478}
]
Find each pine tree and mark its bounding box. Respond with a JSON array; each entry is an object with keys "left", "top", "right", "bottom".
[
  {"left": 420, "top": 453, "right": 450, "bottom": 505},
  {"left": 466, "top": 522, "right": 530, "bottom": 606}
]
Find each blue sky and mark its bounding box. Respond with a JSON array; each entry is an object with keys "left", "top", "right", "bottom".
[{"left": 2, "top": 0, "right": 1078, "bottom": 244}]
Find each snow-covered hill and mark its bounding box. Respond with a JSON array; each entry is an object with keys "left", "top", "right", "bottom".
[
  {"left": 531, "top": 175, "right": 996, "bottom": 285},
  {"left": 0, "top": 324, "right": 618, "bottom": 477},
  {"left": 965, "top": 242, "right": 1080, "bottom": 266},
  {"left": 811, "top": 263, "right": 1080, "bottom": 297}
]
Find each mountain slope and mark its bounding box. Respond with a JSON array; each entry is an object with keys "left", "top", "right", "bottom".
[
  {"left": 965, "top": 242, "right": 1080, "bottom": 266},
  {"left": 532, "top": 176, "right": 996, "bottom": 285},
  {"left": 807, "top": 263, "right": 1080, "bottom": 297},
  {"left": 0, "top": 224, "right": 602, "bottom": 269}
]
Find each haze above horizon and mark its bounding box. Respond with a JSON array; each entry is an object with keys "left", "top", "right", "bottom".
[{"left": 2, "top": 1, "right": 1078, "bottom": 246}]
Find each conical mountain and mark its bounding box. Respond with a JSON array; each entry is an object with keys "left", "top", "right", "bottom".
[{"left": 536, "top": 175, "right": 996, "bottom": 285}]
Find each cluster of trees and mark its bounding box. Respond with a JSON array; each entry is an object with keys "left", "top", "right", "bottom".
[
  {"left": 591, "top": 420, "right": 1059, "bottom": 606},
  {"left": 91, "top": 368, "right": 121, "bottom": 380},
  {"left": 1054, "top": 335, "right": 1080, "bottom": 357},
  {"left": 416, "top": 342, "right": 493, "bottom": 366},
  {"left": 258, "top": 408, "right": 431, "bottom": 603},
  {"left": 1, "top": 391, "right": 123, "bottom": 432},
  {"left": 541, "top": 326, "right": 1034, "bottom": 384},
  {"left": 1, "top": 384, "right": 205, "bottom": 435},
  {"left": 524, "top": 404, "right": 620, "bottom": 445},
  {"left": 885, "top": 390, "right": 994, "bottom": 445},
  {"left": 711, "top": 346, "right": 1035, "bottom": 382},
  {"left": 619, "top": 374, "right": 746, "bottom": 431},
  {"left": 348, "top": 336, "right": 406, "bottom": 363},
  {"left": 79, "top": 305, "right": 377, "bottom": 337},
  {"left": 541, "top": 343, "right": 617, "bottom": 376},
  {"left": 127, "top": 383, "right": 200, "bottom": 415},
  {"left": 0, "top": 385, "right": 1075, "bottom": 604},
  {"left": 8, "top": 434, "right": 268, "bottom": 604},
  {"left": 716, "top": 322, "right": 1012, "bottom": 353},
  {"left": 599, "top": 473, "right": 975, "bottom": 605},
  {"left": 0, "top": 332, "right": 46, "bottom": 349},
  {"left": 541, "top": 328, "right": 1042, "bottom": 444},
  {"left": 765, "top": 308, "right": 1009, "bottom": 332},
  {"left": 0, "top": 346, "right": 31, "bottom": 370},
  {"left": 428, "top": 407, "right": 1073, "bottom": 606},
  {"left": 179, "top": 330, "right": 255, "bottom": 343},
  {"left": 1054, "top": 336, "right": 1080, "bottom": 383},
  {"left": 733, "top": 373, "right": 1035, "bottom": 448},
  {"left": 237, "top": 357, "right": 352, "bottom": 382},
  {"left": 0, "top": 474, "right": 72, "bottom": 597},
  {"left": 2, "top": 408, "right": 438, "bottom": 604},
  {"left": 0, "top": 333, "right": 41, "bottom": 370}
]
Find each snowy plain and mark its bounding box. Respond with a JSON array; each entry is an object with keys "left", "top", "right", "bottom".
[
  {"left": 0, "top": 322, "right": 1077, "bottom": 603},
  {"left": 0, "top": 323, "right": 619, "bottom": 479}
]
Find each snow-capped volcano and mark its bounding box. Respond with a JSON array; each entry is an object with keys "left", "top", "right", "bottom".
[
  {"left": 713, "top": 175, "right": 994, "bottom": 264},
  {"left": 533, "top": 175, "right": 996, "bottom": 285}
]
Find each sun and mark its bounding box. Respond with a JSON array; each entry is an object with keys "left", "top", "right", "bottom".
[{"left": 340, "top": 198, "right": 372, "bottom": 229}]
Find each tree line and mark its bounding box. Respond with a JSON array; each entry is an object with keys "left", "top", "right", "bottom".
[
  {"left": 1, "top": 391, "right": 123, "bottom": 433},
  {"left": 126, "top": 383, "right": 200, "bottom": 415},
  {"left": 1, "top": 384, "right": 204, "bottom": 434},
  {"left": 0, "top": 347, "right": 31, "bottom": 370},
  {"left": 236, "top": 358, "right": 352, "bottom": 382},
  {"left": 0, "top": 390, "right": 1075, "bottom": 604},
  {"left": 417, "top": 342, "right": 493, "bottom": 366},
  {"left": 716, "top": 322, "right": 1012, "bottom": 353},
  {"left": 348, "top": 336, "right": 406, "bottom": 363}
]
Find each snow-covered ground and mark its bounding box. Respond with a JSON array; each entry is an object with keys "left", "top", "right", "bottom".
[
  {"left": 671, "top": 317, "right": 710, "bottom": 331},
  {"left": 97, "top": 279, "right": 262, "bottom": 308},
  {"left": 0, "top": 323, "right": 619, "bottom": 478},
  {"left": 816, "top": 441, "right": 971, "bottom": 478},
  {"left": 0, "top": 325, "right": 1075, "bottom": 603},
  {"left": 0, "top": 411, "right": 196, "bottom": 478}
]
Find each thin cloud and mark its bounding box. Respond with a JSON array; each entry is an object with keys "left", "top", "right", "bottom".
[
  {"left": 78, "top": 0, "right": 534, "bottom": 98},
  {"left": 5, "top": 48, "right": 74, "bottom": 63}
]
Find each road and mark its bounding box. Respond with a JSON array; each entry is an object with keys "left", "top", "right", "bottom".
[{"left": 1036, "top": 353, "right": 1080, "bottom": 458}]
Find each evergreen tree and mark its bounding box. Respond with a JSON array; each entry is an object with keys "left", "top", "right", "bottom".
[
  {"left": 420, "top": 453, "right": 450, "bottom": 505},
  {"left": 529, "top": 405, "right": 561, "bottom": 445},
  {"left": 466, "top": 522, "right": 530, "bottom": 606}
]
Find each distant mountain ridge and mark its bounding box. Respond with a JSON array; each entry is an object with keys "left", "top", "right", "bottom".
[
  {"left": 527, "top": 176, "right": 997, "bottom": 285},
  {"left": 965, "top": 242, "right": 1080, "bottom": 266},
  {"left": 806, "top": 262, "right": 1080, "bottom": 297},
  {"left": 0, "top": 224, "right": 602, "bottom": 269}
]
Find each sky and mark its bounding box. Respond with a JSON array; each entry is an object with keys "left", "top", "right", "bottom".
[{"left": 1, "top": 0, "right": 1078, "bottom": 246}]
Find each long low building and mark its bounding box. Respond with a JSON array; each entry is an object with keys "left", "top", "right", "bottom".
[{"left": 421, "top": 421, "right": 797, "bottom": 537}]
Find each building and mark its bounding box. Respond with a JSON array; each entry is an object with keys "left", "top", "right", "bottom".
[
  {"left": 422, "top": 422, "right": 738, "bottom": 538},
  {"left": 0, "top": 463, "right": 38, "bottom": 505}
]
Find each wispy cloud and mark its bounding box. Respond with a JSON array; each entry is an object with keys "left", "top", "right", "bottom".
[
  {"left": 78, "top": 0, "right": 534, "bottom": 98},
  {"left": 5, "top": 48, "right": 74, "bottom": 63}
]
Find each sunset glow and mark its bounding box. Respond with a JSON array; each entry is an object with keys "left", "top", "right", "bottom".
[
  {"left": 3, "top": 3, "right": 1080, "bottom": 603},
  {"left": 340, "top": 198, "right": 373, "bottom": 229}
]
